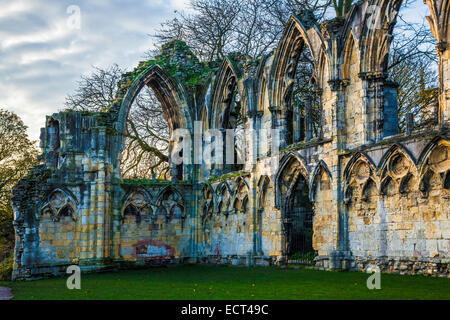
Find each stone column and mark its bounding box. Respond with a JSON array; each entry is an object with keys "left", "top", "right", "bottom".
[
  {"left": 211, "top": 128, "right": 226, "bottom": 176},
  {"left": 46, "top": 118, "right": 60, "bottom": 169},
  {"left": 269, "top": 106, "right": 291, "bottom": 150},
  {"left": 437, "top": 42, "right": 450, "bottom": 125},
  {"left": 328, "top": 79, "right": 349, "bottom": 151},
  {"left": 293, "top": 101, "right": 302, "bottom": 142},
  {"left": 324, "top": 78, "right": 355, "bottom": 270},
  {"left": 305, "top": 97, "right": 313, "bottom": 141}
]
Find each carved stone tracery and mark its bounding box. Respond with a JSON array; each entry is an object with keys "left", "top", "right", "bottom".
[{"left": 40, "top": 190, "right": 77, "bottom": 222}]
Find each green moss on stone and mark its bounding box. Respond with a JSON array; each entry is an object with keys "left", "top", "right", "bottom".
[
  {"left": 208, "top": 171, "right": 250, "bottom": 183},
  {"left": 108, "top": 40, "right": 212, "bottom": 113}
]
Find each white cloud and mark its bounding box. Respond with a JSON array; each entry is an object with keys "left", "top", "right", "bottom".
[
  {"left": 1, "top": 21, "right": 71, "bottom": 49},
  {"left": 0, "top": 0, "right": 188, "bottom": 141},
  {"left": 0, "top": 0, "right": 36, "bottom": 19},
  {"left": 19, "top": 42, "right": 88, "bottom": 64},
  {"left": 170, "top": 0, "right": 188, "bottom": 10}
]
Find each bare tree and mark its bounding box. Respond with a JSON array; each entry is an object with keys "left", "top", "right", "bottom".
[
  {"left": 265, "top": 0, "right": 332, "bottom": 28},
  {"left": 155, "top": 0, "right": 242, "bottom": 61},
  {"left": 65, "top": 64, "right": 124, "bottom": 112},
  {"left": 332, "top": 0, "right": 353, "bottom": 17},
  {"left": 121, "top": 88, "right": 170, "bottom": 179},
  {"left": 388, "top": 0, "right": 438, "bottom": 131},
  {"left": 65, "top": 67, "right": 170, "bottom": 179},
  {"left": 154, "top": 0, "right": 333, "bottom": 61},
  {"left": 390, "top": 54, "right": 438, "bottom": 130}
]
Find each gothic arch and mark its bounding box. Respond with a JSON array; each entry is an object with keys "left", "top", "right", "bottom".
[
  {"left": 232, "top": 176, "right": 249, "bottom": 196},
  {"left": 417, "top": 136, "right": 450, "bottom": 193},
  {"left": 231, "top": 176, "right": 249, "bottom": 213},
  {"left": 276, "top": 152, "right": 314, "bottom": 258},
  {"left": 257, "top": 175, "right": 272, "bottom": 210},
  {"left": 257, "top": 75, "right": 267, "bottom": 113},
  {"left": 155, "top": 185, "right": 184, "bottom": 204},
  {"left": 309, "top": 26, "right": 328, "bottom": 89},
  {"left": 424, "top": 0, "right": 450, "bottom": 45},
  {"left": 268, "top": 15, "right": 325, "bottom": 109},
  {"left": 200, "top": 185, "right": 215, "bottom": 245},
  {"left": 255, "top": 55, "right": 270, "bottom": 113},
  {"left": 344, "top": 152, "right": 377, "bottom": 181},
  {"left": 326, "top": 0, "right": 369, "bottom": 84},
  {"left": 377, "top": 144, "right": 418, "bottom": 195},
  {"left": 121, "top": 188, "right": 153, "bottom": 220},
  {"left": 210, "top": 56, "right": 245, "bottom": 129},
  {"left": 215, "top": 180, "right": 232, "bottom": 196},
  {"left": 378, "top": 144, "right": 417, "bottom": 173},
  {"left": 114, "top": 64, "right": 193, "bottom": 137},
  {"left": 216, "top": 181, "right": 232, "bottom": 214},
  {"left": 309, "top": 160, "right": 333, "bottom": 202},
  {"left": 201, "top": 183, "right": 215, "bottom": 219},
  {"left": 154, "top": 185, "right": 185, "bottom": 219},
  {"left": 361, "top": 177, "right": 378, "bottom": 201},
  {"left": 122, "top": 187, "right": 152, "bottom": 204},
  {"left": 359, "top": 0, "right": 403, "bottom": 76},
  {"left": 202, "top": 183, "right": 215, "bottom": 200},
  {"left": 232, "top": 197, "right": 242, "bottom": 213},
  {"left": 39, "top": 188, "right": 78, "bottom": 222},
  {"left": 417, "top": 136, "right": 450, "bottom": 171},
  {"left": 343, "top": 152, "right": 378, "bottom": 203},
  {"left": 341, "top": 32, "right": 358, "bottom": 82},
  {"left": 275, "top": 152, "right": 309, "bottom": 208}
]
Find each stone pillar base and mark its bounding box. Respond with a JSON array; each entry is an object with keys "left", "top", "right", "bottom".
[{"left": 328, "top": 250, "right": 354, "bottom": 271}]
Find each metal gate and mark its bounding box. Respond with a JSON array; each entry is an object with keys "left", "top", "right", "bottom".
[{"left": 283, "top": 200, "right": 315, "bottom": 264}]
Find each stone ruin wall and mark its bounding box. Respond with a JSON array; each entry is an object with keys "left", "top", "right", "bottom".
[{"left": 11, "top": 0, "right": 450, "bottom": 279}]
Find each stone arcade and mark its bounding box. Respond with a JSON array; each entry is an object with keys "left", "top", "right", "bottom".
[{"left": 11, "top": 0, "right": 450, "bottom": 280}]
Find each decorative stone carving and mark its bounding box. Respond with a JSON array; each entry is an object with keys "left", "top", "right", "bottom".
[
  {"left": 123, "top": 191, "right": 153, "bottom": 223},
  {"left": 40, "top": 190, "right": 76, "bottom": 222},
  {"left": 379, "top": 148, "right": 417, "bottom": 196},
  {"left": 389, "top": 154, "right": 410, "bottom": 179},
  {"left": 344, "top": 155, "right": 378, "bottom": 204},
  {"left": 429, "top": 145, "right": 450, "bottom": 174},
  {"left": 232, "top": 178, "right": 249, "bottom": 214},
  {"left": 158, "top": 189, "right": 185, "bottom": 219}
]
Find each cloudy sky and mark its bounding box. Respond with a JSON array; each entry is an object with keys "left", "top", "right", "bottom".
[
  {"left": 0, "top": 0, "right": 430, "bottom": 141},
  {"left": 0, "top": 0, "right": 187, "bottom": 141}
]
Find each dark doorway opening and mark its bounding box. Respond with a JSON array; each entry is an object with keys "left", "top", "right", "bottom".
[{"left": 283, "top": 175, "right": 315, "bottom": 262}]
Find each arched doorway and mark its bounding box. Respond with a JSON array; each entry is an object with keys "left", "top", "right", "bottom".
[{"left": 283, "top": 174, "right": 314, "bottom": 260}]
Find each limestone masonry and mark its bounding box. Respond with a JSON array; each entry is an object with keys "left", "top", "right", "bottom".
[{"left": 11, "top": 0, "right": 450, "bottom": 280}]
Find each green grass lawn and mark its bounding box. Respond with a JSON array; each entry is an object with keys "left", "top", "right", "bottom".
[{"left": 1, "top": 265, "right": 449, "bottom": 300}]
